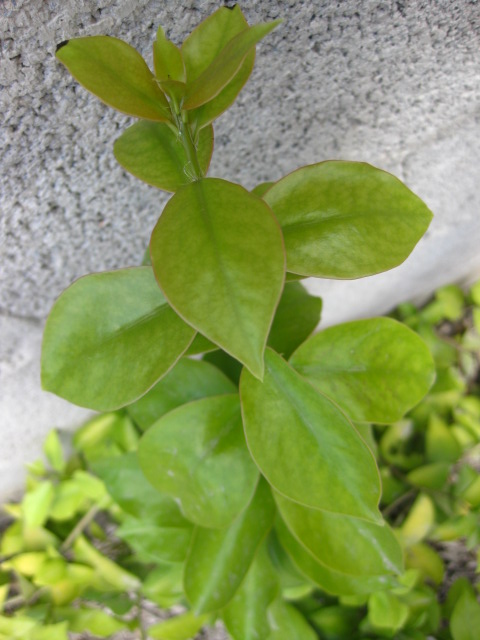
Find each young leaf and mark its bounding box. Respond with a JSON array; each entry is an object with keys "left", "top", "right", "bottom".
[
  {"left": 267, "top": 599, "right": 317, "bottom": 640},
  {"left": 222, "top": 544, "right": 279, "bottom": 640},
  {"left": 138, "top": 395, "right": 258, "bottom": 528},
  {"left": 153, "top": 26, "right": 185, "bottom": 82},
  {"left": 184, "top": 478, "right": 275, "bottom": 614},
  {"left": 148, "top": 612, "right": 210, "bottom": 640},
  {"left": 275, "top": 493, "right": 403, "bottom": 578},
  {"left": 56, "top": 36, "right": 170, "bottom": 121},
  {"left": 114, "top": 121, "right": 213, "bottom": 192},
  {"left": 368, "top": 592, "right": 410, "bottom": 633},
  {"left": 54, "top": 608, "right": 127, "bottom": 637},
  {"left": 267, "top": 282, "right": 322, "bottom": 358},
  {"left": 183, "top": 21, "right": 281, "bottom": 110},
  {"left": 240, "top": 349, "right": 381, "bottom": 522},
  {"left": 150, "top": 178, "right": 285, "bottom": 379},
  {"left": 450, "top": 586, "right": 480, "bottom": 640},
  {"left": 181, "top": 5, "right": 256, "bottom": 127},
  {"left": 128, "top": 358, "right": 235, "bottom": 431},
  {"left": 290, "top": 318, "right": 435, "bottom": 423},
  {"left": 276, "top": 518, "right": 396, "bottom": 596},
  {"left": 43, "top": 429, "right": 65, "bottom": 473},
  {"left": 263, "top": 161, "right": 433, "bottom": 278},
  {"left": 41, "top": 267, "right": 195, "bottom": 411}
]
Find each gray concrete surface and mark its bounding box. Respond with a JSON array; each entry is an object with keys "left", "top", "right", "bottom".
[{"left": 1, "top": 0, "right": 480, "bottom": 499}]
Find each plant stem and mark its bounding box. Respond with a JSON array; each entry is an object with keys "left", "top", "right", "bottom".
[
  {"left": 60, "top": 503, "right": 102, "bottom": 552},
  {"left": 178, "top": 114, "right": 203, "bottom": 181},
  {"left": 3, "top": 586, "right": 47, "bottom": 612}
]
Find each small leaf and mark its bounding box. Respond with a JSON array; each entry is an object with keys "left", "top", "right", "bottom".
[
  {"left": 400, "top": 494, "right": 435, "bottom": 546},
  {"left": 406, "top": 462, "right": 451, "bottom": 490},
  {"left": 451, "top": 591, "right": 480, "bottom": 640},
  {"left": 264, "top": 161, "right": 433, "bottom": 278},
  {"left": 55, "top": 607, "right": 127, "bottom": 637},
  {"left": 368, "top": 591, "right": 409, "bottom": 633},
  {"left": 128, "top": 358, "right": 235, "bottom": 431},
  {"left": 150, "top": 179, "right": 285, "bottom": 379},
  {"left": 56, "top": 36, "right": 170, "bottom": 121},
  {"left": 148, "top": 612, "right": 210, "bottom": 640},
  {"left": 267, "top": 599, "right": 317, "bottom": 640},
  {"left": 138, "top": 395, "right": 258, "bottom": 528},
  {"left": 290, "top": 317, "right": 435, "bottom": 423},
  {"left": 114, "top": 121, "right": 213, "bottom": 192},
  {"left": 184, "top": 478, "right": 275, "bottom": 613},
  {"left": 43, "top": 429, "right": 65, "bottom": 473},
  {"left": 22, "top": 482, "right": 54, "bottom": 528},
  {"left": 268, "top": 282, "right": 322, "bottom": 358},
  {"left": 240, "top": 349, "right": 381, "bottom": 522},
  {"left": 222, "top": 544, "right": 279, "bottom": 640},
  {"left": 142, "top": 564, "right": 184, "bottom": 608},
  {"left": 275, "top": 493, "right": 403, "bottom": 578},
  {"left": 154, "top": 26, "right": 185, "bottom": 82},
  {"left": 405, "top": 543, "right": 444, "bottom": 585},
  {"left": 42, "top": 267, "right": 195, "bottom": 411},
  {"left": 73, "top": 536, "right": 140, "bottom": 591},
  {"left": 426, "top": 414, "right": 462, "bottom": 463}
]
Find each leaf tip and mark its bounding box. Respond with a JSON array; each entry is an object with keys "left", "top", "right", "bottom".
[{"left": 55, "top": 40, "right": 69, "bottom": 54}]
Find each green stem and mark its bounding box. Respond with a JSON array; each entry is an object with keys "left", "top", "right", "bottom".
[
  {"left": 60, "top": 501, "right": 105, "bottom": 552},
  {"left": 170, "top": 96, "right": 203, "bottom": 181}
]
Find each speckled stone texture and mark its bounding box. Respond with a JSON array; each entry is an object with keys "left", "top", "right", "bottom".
[{"left": 1, "top": 0, "right": 480, "bottom": 497}]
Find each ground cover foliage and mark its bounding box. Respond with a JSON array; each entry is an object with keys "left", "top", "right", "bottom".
[{"left": 2, "top": 5, "right": 479, "bottom": 638}]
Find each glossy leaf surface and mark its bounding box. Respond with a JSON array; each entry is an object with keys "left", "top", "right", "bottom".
[
  {"left": 184, "top": 478, "right": 275, "bottom": 613},
  {"left": 138, "top": 395, "right": 258, "bottom": 528},
  {"left": 268, "top": 282, "right": 322, "bottom": 358},
  {"left": 368, "top": 591, "right": 410, "bottom": 633},
  {"left": 151, "top": 179, "right": 285, "bottom": 379},
  {"left": 56, "top": 36, "right": 170, "bottom": 121},
  {"left": 267, "top": 599, "right": 317, "bottom": 640},
  {"left": 290, "top": 318, "right": 435, "bottom": 423},
  {"left": 276, "top": 519, "right": 396, "bottom": 596},
  {"left": 42, "top": 268, "right": 195, "bottom": 411},
  {"left": 240, "top": 349, "right": 381, "bottom": 521},
  {"left": 116, "top": 517, "right": 191, "bottom": 564},
  {"left": 114, "top": 122, "right": 213, "bottom": 192},
  {"left": 222, "top": 544, "right": 279, "bottom": 640},
  {"left": 153, "top": 26, "right": 185, "bottom": 82},
  {"left": 183, "top": 17, "right": 280, "bottom": 110},
  {"left": 275, "top": 493, "right": 403, "bottom": 577},
  {"left": 128, "top": 358, "right": 235, "bottom": 431},
  {"left": 264, "top": 161, "right": 433, "bottom": 278}
]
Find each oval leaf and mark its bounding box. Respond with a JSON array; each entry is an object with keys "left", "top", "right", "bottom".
[
  {"left": 41, "top": 267, "right": 195, "bottom": 411},
  {"left": 56, "top": 36, "right": 170, "bottom": 121},
  {"left": 267, "top": 599, "right": 317, "bottom": 640},
  {"left": 150, "top": 178, "right": 285, "bottom": 379},
  {"left": 114, "top": 121, "right": 213, "bottom": 192},
  {"left": 264, "top": 161, "right": 433, "bottom": 278},
  {"left": 128, "top": 358, "right": 235, "bottom": 431},
  {"left": 275, "top": 493, "right": 403, "bottom": 578},
  {"left": 240, "top": 349, "right": 381, "bottom": 522},
  {"left": 184, "top": 478, "right": 275, "bottom": 614},
  {"left": 138, "top": 395, "right": 258, "bottom": 528},
  {"left": 290, "top": 317, "right": 435, "bottom": 423},
  {"left": 153, "top": 26, "right": 185, "bottom": 83}
]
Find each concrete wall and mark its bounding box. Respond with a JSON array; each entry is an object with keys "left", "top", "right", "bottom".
[{"left": 1, "top": 0, "right": 479, "bottom": 499}]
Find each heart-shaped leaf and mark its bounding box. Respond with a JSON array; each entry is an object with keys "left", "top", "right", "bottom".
[
  {"left": 56, "top": 36, "right": 170, "bottom": 121},
  {"left": 138, "top": 395, "right": 258, "bottom": 528},
  {"left": 128, "top": 358, "right": 235, "bottom": 431},
  {"left": 240, "top": 349, "right": 381, "bottom": 522},
  {"left": 114, "top": 121, "right": 213, "bottom": 192},
  {"left": 264, "top": 161, "right": 433, "bottom": 278},
  {"left": 184, "top": 478, "right": 275, "bottom": 614},
  {"left": 290, "top": 317, "right": 435, "bottom": 423},
  {"left": 150, "top": 178, "right": 285, "bottom": 379},
  {"left": 275, "top": 493, "right": 403, "bottom": 578},
  {"left": 41, "top": 267, "right": 195, "bottom": 411}
]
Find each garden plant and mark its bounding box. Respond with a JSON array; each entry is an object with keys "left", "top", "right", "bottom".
[{"left": 1, "top": 5, "right": 479, "bottom": 639}]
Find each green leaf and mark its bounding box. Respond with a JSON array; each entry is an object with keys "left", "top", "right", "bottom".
[
  {"left": 41, "top": 267, "right": 195, "bottom": 411},
  {"left": 426, "top": 414, "right": 462, "bottom": 463},
  {"left": 185, "top": 333, "right": 218, "bottom": 355},
  {"left": 183, "top": 21, "right": 280, "bottom": 110},
  {"left": 275, "top": 493, "right": 403, "bottom": 578},
  {"left": 22, "top": 481, "right": 54, "bottom": 528},
  {"left": 116, "top": 516, "right": 192, "bottom": 564},
  {"left": 290, "top": 317, "right": 435, "bottom": 423},
  {"left": 406, "top": 462, "right": 451, "bottom": 490},
  {"left": 400, "top": 494, "right": 435, "bottom": 547},
  {"left": 276, "top": 518, "right": 396, "bottom": 596},
  {"left": 114, "top": 121, "right": 213, "bottom": 192},
  {"left": 268, "top": 282, "right": 322, "bottom": 358},
  {"left": 252, "top": 181, "right": 274, "bottom": 197},
  {"left": 128, "top": 358, "right": 235, "bottom": 431},
  {"left": 181, "top": 5, "right": 255, "bottom": 127},
  {"left": 55, "top": 607, "right": 127, "bottom": 637},
  {"left": 154, "top": 26, "right": 185, "bottom": 82},
  {"left": 368, "top": 591, "right": 409, "bottom": 633},
  {"left": 240, "top": 349, "right": 381, "bottom": 522},
  {"left": 203, "top": 350, "right": 243, "bottom": 386},
  {"left": 222, "top": 544, "right": 279, "bottom": 640},
  {"left": 138, "top": 395, "right": 258, "bottom": 528},
  {"left": 264, "top": 161, "right": 433, "bottom": 278},
  {"left": 43, "top": 429, "right": 65, "bottom": 473},
  {"left": 148, "top": 612, "right": 210, "bottom": 640},
  {"left": 184, "top": 478, "right": 276, "bottom": 613},
  {"left": 150, "top": 179, "right": 285, "bottom": 379},
  {"left": 73, "top": 535, "right": 140, "bottom": 591},
  {"left": 267, "top": 599, "right": 317, "bottom": 640},
  {"left": 56, "top": 36, "right": 170, "bottom": 121},
  {"left": 405, "top": 543, "right": 444, "bottom": 585},
  {"left": 142, "top": 564, "right": 184, "bottom": 608}
]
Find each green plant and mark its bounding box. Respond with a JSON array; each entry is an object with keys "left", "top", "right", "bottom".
[
  {"left": 10, "top": 4, "right": 479, "bottom": 638},
  {"left": 2, "top": 282, "right": 480, "bottom": 638}
]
